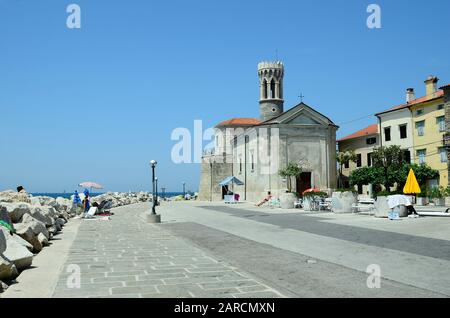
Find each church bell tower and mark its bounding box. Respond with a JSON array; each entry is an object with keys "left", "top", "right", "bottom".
[{"left": 258, "top": 61, "right": 284, "bottom": 121}]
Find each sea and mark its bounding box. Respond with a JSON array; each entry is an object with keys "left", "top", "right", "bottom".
[{"left": 31, "top": 192, "right": 188, "bottom": 199}]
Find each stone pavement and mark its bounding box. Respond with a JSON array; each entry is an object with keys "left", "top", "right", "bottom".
[{"left": 52, "top": 204, "right": 284, "bottom": 298}]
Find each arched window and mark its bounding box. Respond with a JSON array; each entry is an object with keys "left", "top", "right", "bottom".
[
  {"left": 263, "top": 79, "right": 268, "bottom": 99},
  {"left": 270, "top": 79, "right": 276, "bottom": 99}
]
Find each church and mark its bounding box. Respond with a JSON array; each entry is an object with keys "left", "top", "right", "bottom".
[{"left": 198, "top": 61, "right": 338, "bottom": 203}]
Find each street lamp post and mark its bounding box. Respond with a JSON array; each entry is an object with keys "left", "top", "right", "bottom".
[
  {"left": 183, "top": 182, "right": 186, "bottom": 198},
  {"left": 150, "top": 160, "right": 157, "bottom": 214},
  {"left": 148, "top": 160, "right": 161, "bottom": 223},
  {"left": 161, "top": 187, "right": 166, "bottom": 200}
]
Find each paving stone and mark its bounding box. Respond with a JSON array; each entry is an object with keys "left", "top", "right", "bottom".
[
  {"left": 124, "top": 279, "right": 164, "bottom": 287},
  {"left": 92, "top": 275, "right": 137, "bottom": 283},
  {"left": 199, "top": 280, "right": 260, "bottom": 290},
  {"left": 111, "top": 285, "right": 159, "bottom": 295},
  {"left": 52, "top": 204, "right": 282, "bottom": 298},
  {"left": 233, "top": 291, "right": 282, "bottom": 298}
]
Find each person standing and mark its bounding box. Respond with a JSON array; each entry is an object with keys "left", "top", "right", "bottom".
[{"left": 82, "top": 189, "right": 91, "bottom": 214}]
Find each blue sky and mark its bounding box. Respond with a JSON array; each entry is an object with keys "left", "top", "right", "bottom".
[{"left": 1, "top": 0, "right": 449, "bottom": 193}]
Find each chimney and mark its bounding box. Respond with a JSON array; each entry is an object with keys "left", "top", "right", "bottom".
[
  {"left": 406, "top": 88, "right": 415, "bottom": 103},
  {"left": 424, "top": 75, "right": 439, "bottom": 97}
]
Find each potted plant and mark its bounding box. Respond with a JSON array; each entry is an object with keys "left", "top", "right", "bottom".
[
  {"left": 373, "top": 191, "right": 391, "bottom": 218},
  {"left": 331, "top": 189, "right": 357, "bottom": 214},
  {"left": 429, "top": 187, "right": 445, "bottom": 206},
  {"left": 278, "top": 162, "right": 303, "bottom": 209},
  {"left": 416, "top": 187, "right": 429, "bottom": 206},
  {"left": 302, "top": 191, "right": 328, "bottom": 211}
]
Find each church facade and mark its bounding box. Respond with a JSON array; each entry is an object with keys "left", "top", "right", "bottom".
[{"left": 198, "top": 61, "right": 338, "bottom": 203}]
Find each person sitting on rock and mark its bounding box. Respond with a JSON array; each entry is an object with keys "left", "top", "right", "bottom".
[
  {"left": 16, "top": 185, "right": 31, "bottom": 204},
  {"left": 256, "top": 191, "right": 272, "bottom": 207}
]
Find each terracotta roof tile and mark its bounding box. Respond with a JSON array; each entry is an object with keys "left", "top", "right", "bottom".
[
  {"left": 376, "top": 90, "right": 444, "bottom": 116},
  {"left": 337, "top": 124, "right": 379, "bottom": 142},
  {"left": 216, "top": 118, "right": 261, "bottom": 128}
]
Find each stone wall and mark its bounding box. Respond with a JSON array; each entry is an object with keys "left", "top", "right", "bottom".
[{"left": 198, "top": 159, "right": 233, "bottom": 201}]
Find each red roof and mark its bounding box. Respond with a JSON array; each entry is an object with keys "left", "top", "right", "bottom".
[
  {"left": 376, "top": 90, "right": 444, "bottom": 116},
  {"left": 337, "top": 124, "right": 379, "bottom": 142},
  {"left": 216, "top": 118, "right": 261, "bottom": 128}
]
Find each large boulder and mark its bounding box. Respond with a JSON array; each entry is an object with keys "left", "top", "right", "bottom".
[
  {"left": 30, "top": 197, "right": 41, "bottom": 206},
  {"left": 0, "top": 228, "right": 6, "bottom": 254},
  {"left": 3, "top": 237, "right": 33, "bottom": 270},
  {"left": 1, "top": 206, "right": 13, "bottom": 235},
  {"left": 1, "top": 280, "right": 8, "bottom": 292},
  {"left": 14, "top": 214, "right": 49, "bottom": 252},
  {"left": 38, "top": 232, "right": 49, "bottom": 247},
  {"left": 29, "top": 206, "right": 57, "bottom": 227},
  {"left": 0, "top": 202, "right": 31, "bottom": 223},
  {"left": 15, "top": 226, "right": 42, "bottom": 252},
  {"left": 10, "top": 234, "right": 33, "bottom": 252},
  {"left": 55, "top": 197, "right": 72, "bottom": 213},
  {"left": 0, "top": 254, "right": 18, "bottom": 281}
]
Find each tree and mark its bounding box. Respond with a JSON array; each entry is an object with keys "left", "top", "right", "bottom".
[
  {"left": 349, "top": 166, "right": 384, "bottom": 189},
  {"left": 336, "top": 151, "right": 358, "bottom": 188},
  {"left": 349, "top": 162, "right": 440, "bottom": 195},
  {"left": 371, "top": 145, "right": 406, "bottom": 191},
  {"left": 279, "top": 162, "right": 303, "bottom": 193}
]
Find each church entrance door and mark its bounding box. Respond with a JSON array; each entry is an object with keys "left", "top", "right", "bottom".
[{"left": 297, "top": 172, "right": 312, "bottom": 195}]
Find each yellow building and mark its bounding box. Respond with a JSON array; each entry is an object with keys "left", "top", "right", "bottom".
[{"left": 410, "top": 76, "right": 447, "bottom": 187}]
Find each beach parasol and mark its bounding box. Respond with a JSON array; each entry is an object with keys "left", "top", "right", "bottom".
[
  {"left": 403, "top": 169, "right": 421, "bottom": 194},
  {"left": 78, "top": 182, "right": 104, "bottom": 195}
]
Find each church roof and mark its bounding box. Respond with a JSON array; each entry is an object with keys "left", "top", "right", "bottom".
[
  {"left": 216, "top": 118, "right": 262, "bottom": 128},
  {"left": 337, "top": 124, "right": 379, "bottom": 142},
  {"left": 257, "top": 102, "right": 337, "bottom": 127}
]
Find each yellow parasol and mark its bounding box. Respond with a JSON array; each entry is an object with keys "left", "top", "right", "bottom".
[{"left": 403, "top": 169, "right": 421, "bottom": 194}]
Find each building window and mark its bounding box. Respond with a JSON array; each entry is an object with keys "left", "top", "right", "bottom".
[
  {"left": 400, "top": 124, "right": 408, "bottom": 139},
  {"left": 366, "top": 137, "right": 376, "bottom": 145},
  {"left": 416, "top": 109, "right": 424, "bottom": 116},
  {"left": 403, "top": 150, "right": 411, "bottom": 164},
  {"left": 356, "top": 154, "right": 362, "bottom": 167},
  {"left": 384, "top": 127, "right": 391, "bottom": 142},
  {"left": 344, "top": 160, "right": 349, "bottom": 169},
  {"left": 417, "top": 149, "right": 426, "bottom": 165},
  {"left": 415, "top": 121, "right": 425, "bottom": 136},
  {"left": 439, "top": 147, "right": 448, "bottom": 163},
  {"left": 251, "top": 152, "right": 255, "bottom": 172},
  {"left": 438, "top": 104, "right": 444, "bottom": 110},
  {"left": 367, "top": 153, "right": 373, "bottom": 167},
  {"left": 437, "top": 116, "right": 446, "bottom": 132}
]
